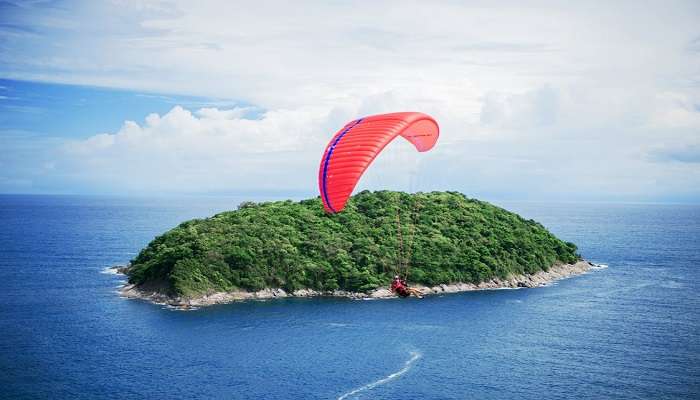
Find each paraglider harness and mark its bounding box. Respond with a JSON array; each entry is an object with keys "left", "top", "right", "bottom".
[{"left": 391, "top": 277, "right": 411, "bottom": 298}]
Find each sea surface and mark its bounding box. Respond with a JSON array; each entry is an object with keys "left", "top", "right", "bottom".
[{"left": 1, "top": 195, "right": 698, "bottom": 399}]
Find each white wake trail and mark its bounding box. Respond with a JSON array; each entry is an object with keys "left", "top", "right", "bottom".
[{"left": 337, "top": 351, "right": 422, "bottom": 400}]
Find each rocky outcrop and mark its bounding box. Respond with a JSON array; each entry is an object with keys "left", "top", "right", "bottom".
[
  {"left": 413, "top": 260, "right": 594, "bottom": 295},
  {"left": 115, "top": 265, "right": 131, "bottom": 275},
  {"left": 114, "top": 260, "right": 595, "bottom": 308}
]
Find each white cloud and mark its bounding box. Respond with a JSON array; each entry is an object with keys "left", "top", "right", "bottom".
[
  {"left": 58, "top": 105, "right": 331, "bottom": 193},
  {"left": 4, "top": 1, "right": 697, "bottom": 108},
  {"left": 1, "top": 1, "right": 699, "bottom": 200},
  {"left": 480, "top": 86, "right": 559, "bottom": 128}
]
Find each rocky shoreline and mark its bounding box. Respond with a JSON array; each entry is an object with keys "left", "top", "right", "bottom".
[{"left": 114, "top": 260, "right": 596, "bottom": 308}]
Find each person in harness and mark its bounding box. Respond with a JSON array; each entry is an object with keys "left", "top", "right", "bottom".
[{"left": 390, "top": 275, "right": 423, "bottom": 298}]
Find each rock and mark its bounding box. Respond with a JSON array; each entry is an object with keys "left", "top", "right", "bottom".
[
  {"left": 292, "top": 288, "right": 316, "bottom": 297},
  {"left": 116, "top": 265, "right": 130, "bottom": 274},
  {"left": 118, "top": 260, "right": 594, "bottom": 308},
  {"left": 370, "top": 288, "right": 393, "bottom": 298}
]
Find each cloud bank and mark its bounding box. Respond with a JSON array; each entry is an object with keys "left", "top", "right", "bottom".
[{"left": 1, "top": 1, "right": 699, "bottom": 200}]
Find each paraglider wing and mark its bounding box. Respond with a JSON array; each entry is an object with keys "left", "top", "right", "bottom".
[{"left": 318, "top": 112, "right": 439, "bottom": 213}]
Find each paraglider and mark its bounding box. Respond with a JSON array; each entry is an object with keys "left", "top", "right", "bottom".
[
  {"left": 391, "top": 275, "right": 424, "bottom": 299},
  {"left": 317, "top": 112, "right": 439, "bottom": 298},
  {"left": 317, "top": 112, "right": 439, "bottom": 214}
]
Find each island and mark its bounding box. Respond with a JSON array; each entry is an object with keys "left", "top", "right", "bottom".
[{"left": 119, "top": 191, "right": 593, "bottom": 307}]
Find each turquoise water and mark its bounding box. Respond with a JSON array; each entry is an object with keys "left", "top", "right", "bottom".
[{"left": 1, "top": 195, "right": 698, "bottom": 399}]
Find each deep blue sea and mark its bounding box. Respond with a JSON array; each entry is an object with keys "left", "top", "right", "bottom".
[{"left": 1, "top": 195, "right": 698, "bottom": 399}]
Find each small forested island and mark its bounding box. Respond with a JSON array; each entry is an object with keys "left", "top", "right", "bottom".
[{"left": 119, "top": 191, "right": 593, "bottom": 306}]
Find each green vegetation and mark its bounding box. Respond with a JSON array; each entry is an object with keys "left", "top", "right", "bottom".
[{"left": 127, "top": 191, "right": 579, "bottom": 297}]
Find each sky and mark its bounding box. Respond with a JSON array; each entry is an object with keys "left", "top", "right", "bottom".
[{"left": 1, "top": 0, "right": 699, "bottom": 202}]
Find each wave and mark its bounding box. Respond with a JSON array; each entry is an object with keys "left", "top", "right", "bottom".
[
  {"left": 659, "top": 281, "right": 684, "bottom": 289},
  {"left": 402, "top": 324, "right": 443, "bottom": 331},
  {"left": 100, "top": 266, "right": 122, "bottom": 275},
  {"left": 337, "top": 351, "right": 421, "bottom": 400},
  {"left": 165, "top": 304, "right": 199, "bottom": 311}
]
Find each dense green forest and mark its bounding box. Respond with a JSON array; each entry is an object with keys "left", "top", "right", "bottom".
[{"left": 127, "top": 191, "right": 579, "bottom": 297}]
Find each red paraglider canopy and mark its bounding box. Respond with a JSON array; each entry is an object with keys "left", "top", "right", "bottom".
[{"left": 318, "top": 112, "right": 439, "bottom": 213}]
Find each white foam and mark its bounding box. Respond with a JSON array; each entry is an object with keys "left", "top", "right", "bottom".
[
  {"left": 165, "top": 305, "right": 199, "bottom": 311},
  {"left": 100, "top": 266, "right": 123, "bottom": 275},
  {"left": 402, "top": 325, "right": 442, "bottom": 331},
  {"left": 660, "top": 281, "right": 684, "bottom": 289},
  {"left": 337, "top": 351, "right": 421, "bottom": 400}
]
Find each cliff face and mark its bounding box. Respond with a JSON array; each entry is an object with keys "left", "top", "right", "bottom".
[{"left": 127, "top": 191, "right": 580, "bottom": 298}]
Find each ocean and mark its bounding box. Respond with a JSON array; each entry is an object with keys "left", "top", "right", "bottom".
[{"left": 0, "top": 195, "right": 698, "bottom": 399}]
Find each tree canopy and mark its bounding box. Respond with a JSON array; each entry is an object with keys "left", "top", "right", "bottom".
[{"left": 127, "top": 191, "right": 579, "bottom": 297}]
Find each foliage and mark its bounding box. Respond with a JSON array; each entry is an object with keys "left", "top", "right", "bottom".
[{"left": 127, "top": 191, "right": 579, "bottom": 297}]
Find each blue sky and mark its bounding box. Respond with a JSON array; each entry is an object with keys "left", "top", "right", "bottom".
[
  {"left": 1, "top": 1, "right": 699, "bottom": 202},
  {"left": 0, "top": 78, "right": 259, "bottom": 194},
  {"left": 0, "top": 79, "right": 246, "bottom": 138}
]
